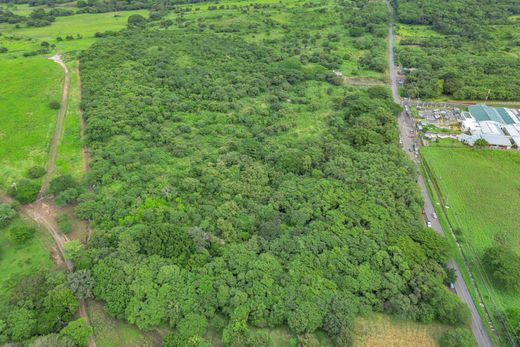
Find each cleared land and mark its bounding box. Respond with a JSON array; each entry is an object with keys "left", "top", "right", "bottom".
[
  {"left": 353, "top": 314, "right": 447, "bottom": 347},
  {"left": 422, "top": 146, "right": 520, "bottom": 340},
  {"left": 0, "top": 57, "right": 62, "bottom": 188}
]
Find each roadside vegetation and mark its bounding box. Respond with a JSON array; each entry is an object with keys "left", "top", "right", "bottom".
[
  {"left": 421, "top": 146, "right": 520, "bottom": 345},
  {"left": 393, "top": 0, "right": 520, "bottom": 101}
]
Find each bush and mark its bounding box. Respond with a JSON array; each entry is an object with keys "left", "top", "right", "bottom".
[
  {"left": 49, "top": 100, "right": 61, "bottom": 109},
  {"left": 0, "top": 203, "right": 16, "bottom": 229},
  {"left": 128, "top": 14, "right": 146, "bottom": 26},
  {"left": 7, "top": 224, "right": 36, "bottom": 244},
  {"left": 58, "top": 213, "right": 74, "bottom": 234},
  {"left": 439, "top": 328, "right": 476, "bottom": 347},
  {"left": 27, "top": 166, "right": 46, "bottom": 179},
  {"left": 56, "top": 188, "right": 79, "bottom": 206},
  {"left": 50, "top": 175, "right": 78, "bottom": 195},
  {"left": 8, "top": 179, "right": 40, "bottom": 204},
  {"left": 0, "top": 46, "right": 8, "bottom": 53}
]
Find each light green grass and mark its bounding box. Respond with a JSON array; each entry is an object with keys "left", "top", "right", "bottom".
[
  {"left": 421, "top": 147, "right": 520, "bottom": 342},
  {"left": 397, "top": 24, "right": 443, "bottom": 39},
  {"left": 354, "top": 314, "right": 447, "bottom": 347},
  {"left": 0, "top": 217, "right": 53, "bottom": 312},
  {"left": 55, "top": 59, "right": 83, "bottom": 179},
  {"left": 0, "top": 57, "right": 63, "bottom": 188},
  {"left": 0, "top": 10, "right": 148, "bottom": 54},
  {"left": 87, "top": 300, "right": 155, "bottom": 347}
]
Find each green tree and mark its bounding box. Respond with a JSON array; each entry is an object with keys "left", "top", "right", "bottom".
[
  {"left": 64, "top": 240, "right": 84, "bottom": 261},
  {"left": 49, "top": 100, "right": 61, "bottom": 109},
  {"left": 59, "top": 318, "right": 93, "bottom": 347},
  {"left": 484, "top": 245, "right": 520, "bottom": 292},
  {"left": 7, "top": 308, "right": 36, "bottom": 341},
  {"left": 67, "top": 270, "right": 95, "bottom": 299},
  {"left": 0, "top": 203, "right": 16, "bottom": 229},
  {"left": 128, "top": 14, "right": 146, "bottom": 26},
  {"left": 8, "top": 179, "right": 39, "bottom": 204}
]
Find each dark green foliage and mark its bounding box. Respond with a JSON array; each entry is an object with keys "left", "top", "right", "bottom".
[
  {"left": 439, "top": 327, "right": 477, "bottom": 347},
  {"left": 57, "top": 213, "right": 73, "bottom": 234},
  {"left": 50, "top": 175, "right": 81, "bottom": 205},
  {"left": 59, "top": 318, "right": 93, "bottom": 347},
  {"left": 0, "top": 203, "right": 16, "bottom": 229},
  {"left": 483, "top": 245, "right": 520, "bottom": 292},
  {"left": 1, "top": 272, "right": 79, "bottom": 343},
  {"left": 49, "top": 100, "right": 61, "bottom": 109},
  {"left": 8, "top": 179, "right": 39, "bottom": 204},
  {"left": 127, "top": 14, "right": 146, "bottom": 26},
  {"left": 26, "top": 166, "right": 46, "bottom": 179},
  {"left": 67, "top": 269, "right": 95, "bottom": 299},
  {"left": 77, "top": 25, "right": 461, "bottom": 338},
  {"left": 6, "top": 224, "right": 35, "bottom": 244},
  {"left": 396, "top": 0, "right": 520, "bottom": 100}
]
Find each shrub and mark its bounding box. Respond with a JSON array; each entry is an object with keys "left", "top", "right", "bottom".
[
  {"left": 0, "top": 203, "right": 16, "bottom": 229},
  {"left": 27, "top": 166, "right": 46, "bottom": 179},
  {"left": 128, "top": 14, "right": 146, "bottom": 26},
  {"left": 56, "top": 188, "right": 79, "bottom": 206},
  {"left": 0, "top": 46, "right": 8, "bottom": 53},
  {"left": 50, "top": 175, "right": 77, "bottom": 194},
  {"left": 7, "top": 224, "right": 36, "bottom": 244},
  {"left": 58, "top": 213, "right": 74, "bottom": 234},
  {"left": 8, "top": 179, "right": 39, "bottom": 204},
  {"left": 49, "top": 100, "right": 61, "bottom": 109},
  {"left": 439, "top": 328, "right": 476, "bottom": 347}
]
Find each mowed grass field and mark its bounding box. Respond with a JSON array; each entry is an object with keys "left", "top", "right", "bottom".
[
  {"left": 0, "top": 217, "right": 53, "bottom": 313},
  {"left": 0, "top": 57, "right": 62, "bottom": 188},
  {"left": 421, "top": 147, "right": 520, "bottom": 325},
  {"left": 353, "top": 314, "right": 447, "bottom": 347}
]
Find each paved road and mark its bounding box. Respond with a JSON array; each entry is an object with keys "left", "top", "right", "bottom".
[{"left": 386, "top": 5, "right": 493, "bottom": 347}]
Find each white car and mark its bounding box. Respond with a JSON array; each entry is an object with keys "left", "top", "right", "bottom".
[
  {"left": 432, "top": 212, "right": 437, "bottom": 219},
  {"left": 427, "top": 221, "right": 432, "bottom": 228}
]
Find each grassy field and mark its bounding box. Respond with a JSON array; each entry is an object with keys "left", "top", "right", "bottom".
[
  {"left": 55, "top": 59, "right": 83, "bottom": 179},
  {"left": 0, "top": 216, "right": 53, "bottom": 312},
  {"left": 0, "top": 57, "right": 63, "bottom": 188},
  {"left": 87, "top": 300, "right": 156, "bottom": 347},
  {"left": 0, "top": 10, "right": 148, "bottom": 54},
  {"left": 421, "top": 146, "right": 520, "bottom": 342},
  {"left": 353, "top": 314, "right": 447, "bottom": 347}
]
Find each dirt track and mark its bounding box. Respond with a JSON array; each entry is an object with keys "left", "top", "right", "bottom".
[
  {"left": 38, "top": 55, "right": 71, "bottom": 199},
  {"left": 1, "top": 55, "right": 97, "bottom": 347}
]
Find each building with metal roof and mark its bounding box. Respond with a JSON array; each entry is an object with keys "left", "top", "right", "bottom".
[{"left": 468, "top": 104, "right": 519, "bottom": 125}]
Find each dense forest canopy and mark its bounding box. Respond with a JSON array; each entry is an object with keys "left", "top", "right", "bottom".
[
  {"left": 394, "top": 0, "right": 520, "bottom": 100},
  {"left": 75, "top": 13, "right": 466, "bottom": 343}
]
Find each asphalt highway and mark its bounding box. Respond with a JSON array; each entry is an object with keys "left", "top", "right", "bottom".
[{"left": 386, "top": 7, "right": 493, "bottom": 347}]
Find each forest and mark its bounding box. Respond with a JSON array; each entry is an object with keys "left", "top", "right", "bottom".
[
  {"left": 73, "top": 17, "right": 467, "bottom": 345},
  {"left": 394, "top": 0, "right": 520, "bottom": 100}
]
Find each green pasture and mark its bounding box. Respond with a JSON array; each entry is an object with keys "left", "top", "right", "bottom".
[
  {"left": 0, "top": 10, "right": 148, "bottom": 54},
  {"left": 421, "top": 146, "right": 520, "bottom": 329},
  {"left": 0, "top": 57, "right": 63, "bottom": 188},
  {"left": 0, "top": 216, "right": 53, "bottom": 313},
  {"left": 55, "top": 59, "right": 84, "bottom": 180}
]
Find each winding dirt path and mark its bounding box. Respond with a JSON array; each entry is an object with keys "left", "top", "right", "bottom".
[
  {"left": 1, "top": 55, "right": 97, "bottom": 347},
  {"left": 39, "top": 55, "right": 71, "bottom": 199}
]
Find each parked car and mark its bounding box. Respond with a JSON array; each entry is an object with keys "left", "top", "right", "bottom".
[
  {"left": 432, "top": 212, "right": 437, "bottom": 219},
  {"left": 427, "top": 221, "right": 432, "bottom": 228}
]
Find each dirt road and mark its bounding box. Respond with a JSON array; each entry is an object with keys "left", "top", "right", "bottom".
[
  {"left": 386, "top": 3, "right": 493, "bottom": 346},
  {"left": 38, "top": 55, "right": 71, "bottom": 199}
]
